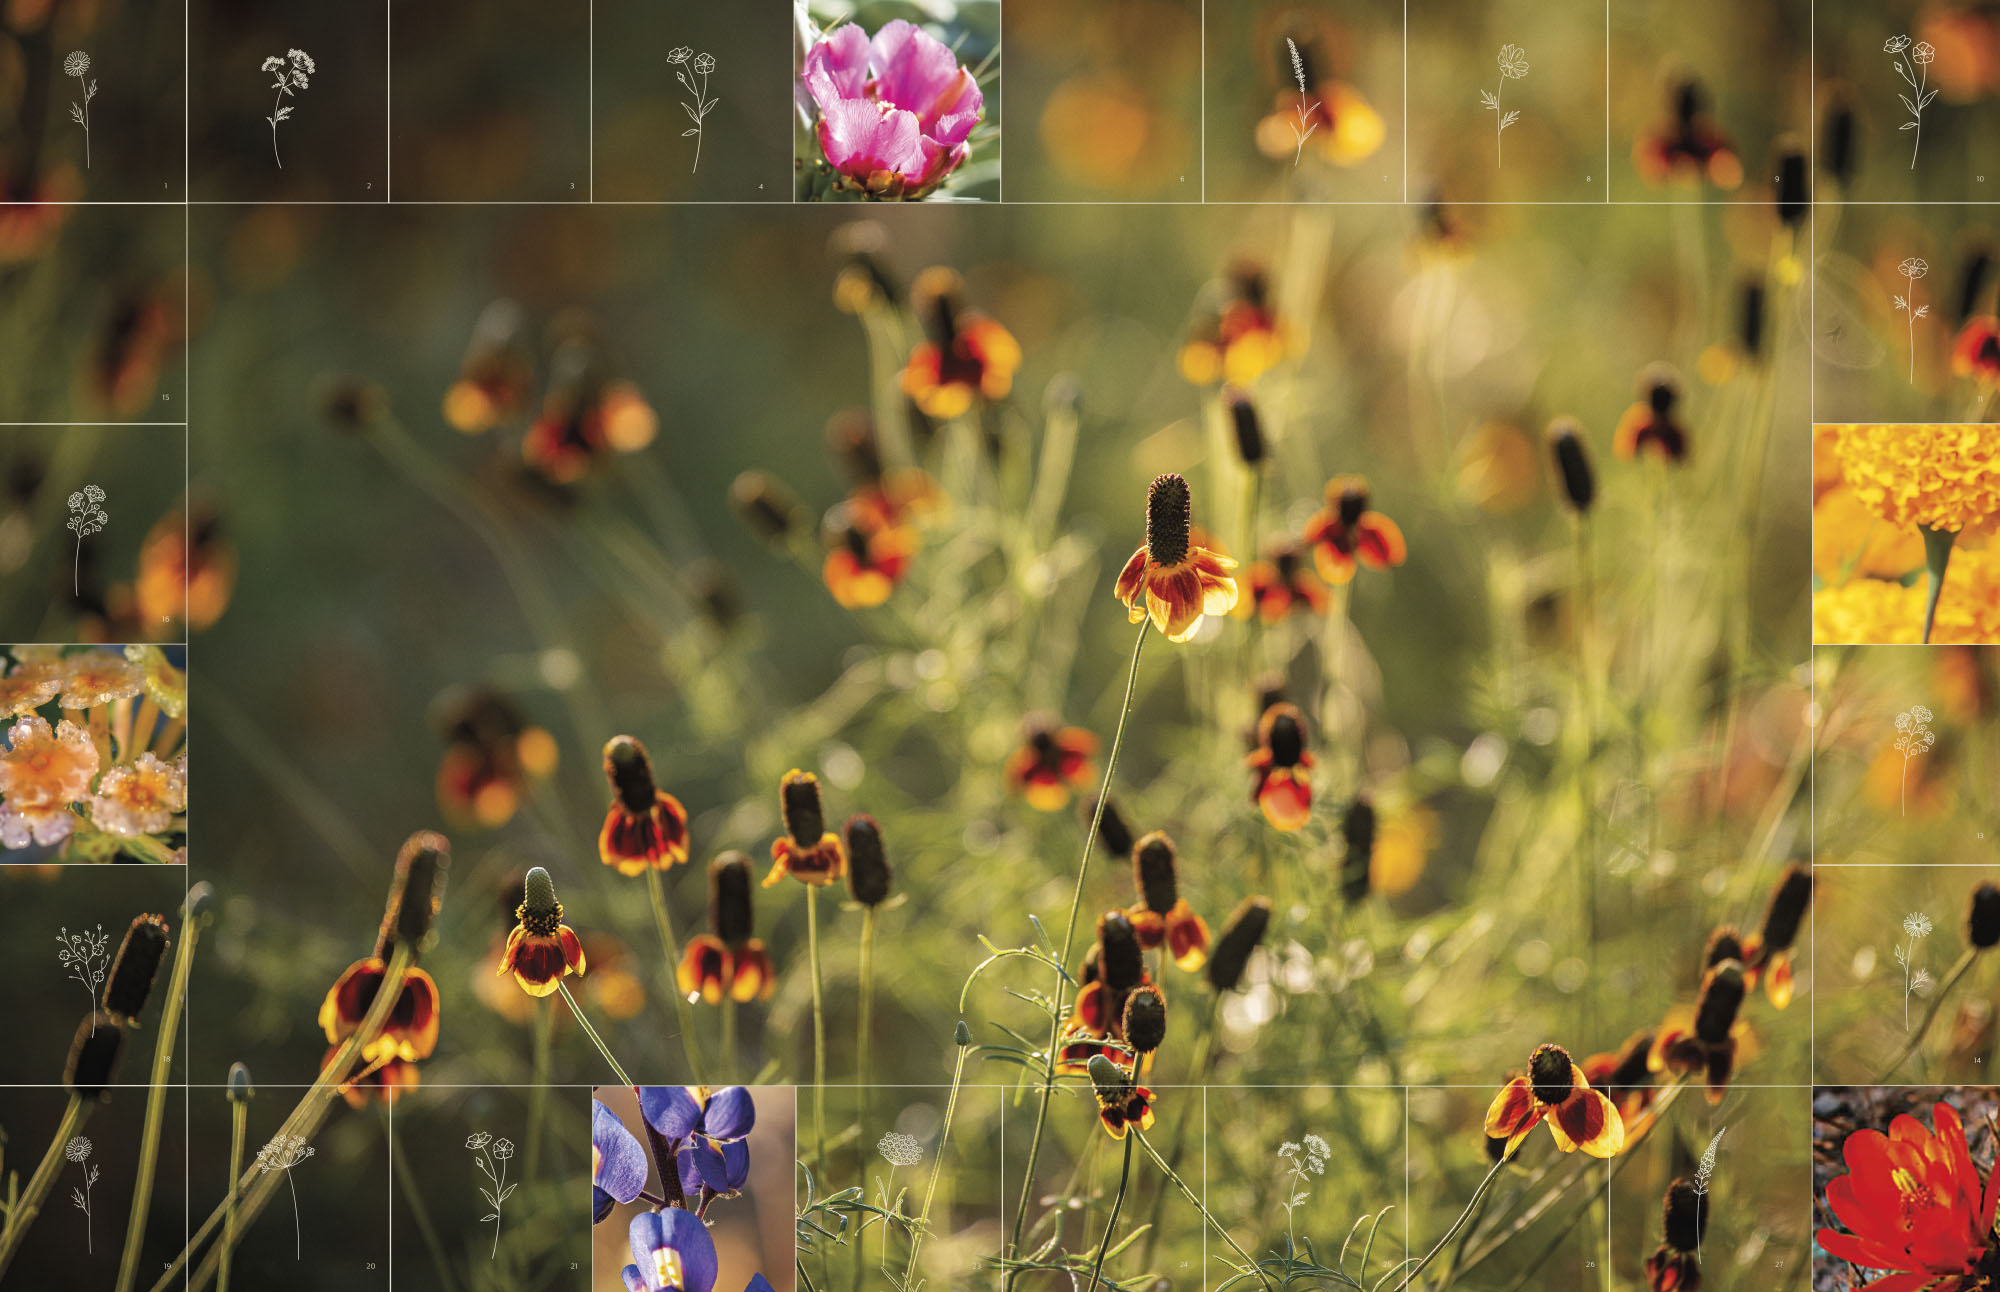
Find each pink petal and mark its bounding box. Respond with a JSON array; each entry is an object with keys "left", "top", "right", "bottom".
[
  {"left": 803, "top": 23, "right": 871, "bottom": 114},
  {"left": 817, "top": 100, "right": 929, "bottom": 181},
  {"left": 870, "top": 20, "right": 981, "bottom": 134}
]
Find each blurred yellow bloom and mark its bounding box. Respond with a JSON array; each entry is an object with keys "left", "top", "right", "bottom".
[
  {"left": 1812, "top": 549, "right": 2000, "bottom": 643},
  {"left": 1811, "top": 485, "right": 1924, "bottom": 581},
  {"left": 1371, "top": 804, "right": 1436, "bottom": 897}
]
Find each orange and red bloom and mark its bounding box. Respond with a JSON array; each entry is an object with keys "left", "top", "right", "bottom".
[
  {"left": 433, "top": 687, "right": 558, "bottom": 829},
  {"left": 1483, "top": 1042, "right": 1626, "bottom": 1159},
  {"left": 1581, "top": 1029, "right": 1659, "bottom": 1131},
  {"left": 1614, "top": 366, "right": 1691, "bottom": 463},
  {"left": 821, "top": 497, "right": 920, "bottom": 609},
  {"left": 1247, "top": 702, "right": 1314, "bottom": 831},
  {"left": 519, "top": 341, "right": 658, "bottom": 486},
  {"left": 1241, "top": 544, "right": 1330, "bottom": 622},
  {"left": 597, "top": 735, "right": 691, "bottom": 875},
  {"left": 1058, "top": 910, "right": 1151, "bottom": 1075},
  {"left": 1179, "top": 261, "right": 1290, "bottom": 386},
  {"left": 1302, "top": 477, "right": 1406, "bottom": 585},
  {"left": 1004, "top": 717, "right": 1098, "bottom": 812},
  {"left": 1127, "top": 832, "right": 1210, "bottom": 971},
  {"left": 1740, "top": 863, "right": 1811, "bottom": 1009},
  {"left": 1816, "top": 1100, "right": 2000, "bottom": 1292},
  {"left": 899, "top": 268, "right": 1020, "bottom": 419},
  {"left": 498, "top": 866, "right": 587, "bottom": 997},
  {"left": 1634, "top": 78, "right": 1743, "bottom": 190},
  {"left": 678, "top": 852, "right": 775, "bottom": 1004},
  {"left": 1115, "top": 473, "right": 1239, "bottom": 641},
  {"left": 318, "top": 958, "right": 442, "bottom": 1069},
  {"left": 764, "top": 769, "right": 847, "bottom": 887},
  {"left": 1648, "top": 959, "right": 1747, "bottom": 1105},
  {"left": 1953, "top": 315, "right": 2000, "bottom": 384}
]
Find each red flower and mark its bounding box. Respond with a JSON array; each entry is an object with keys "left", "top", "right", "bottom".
[
  {"left": 1302, "top": 476, "right": 1406, "bottom": 584},
  {"left": 1816, "top": 1100, "right": 2000, "bottom": 1292},
  {"left": 1483, "top": 1042, "right": 1626, "bottom": 1158},
  {"left": 677, "top": 853, "right": 774, "bottom": 1003},
  {"left": 1003, "top": 718, "right": 1099, "bottom": 812},
  {"left": 1580, "top": 1028, "right": 1659, "bottom": 1130},
  {"left": 1178, "top": 261, "right": 1289, "bottom": 386},
  {"left": 520, "top": 378, "right": 657, "bottom": 486},
  {"left": 497, "top": 867, "right": 587, "bottom": 997},
  {"left": 899, "top": 269, "right": 1020, "bottom": 419},
  {"left": 1633, "top": 80, "right": 1743, "bottom": 190},
  {"left": 596, "top": 736, "right": 690, "bottom": 875},
  {"left": 317, "top": 958, "right": 441, "bottom": 1064},
  {"left": 1126, "top": 832, "right": 1210, "bottom": 972},
  {"left": 1115, "top": 474, "right": 1239, "bottom": 641},
  {"left": 1241, "top": 544, "right": 1330, "bottom": 622},
  {"left": 1954, "top": 316, "right": 2000, "bottom": 384},
  {"left": 1247, "top": 702, "right": 1314, "bottom": 831},
  {"left": 765, "top": 769, "right": 848, "bottom": 887},
  {"left": 821, "top": 497, "right": 919, "bottom": 609},
  {"left": 1614, "top": 365, "right": 1690, "bottom": 463}
]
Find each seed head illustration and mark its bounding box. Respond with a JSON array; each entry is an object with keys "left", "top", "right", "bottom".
[
  {"left": 1283, "top": 38, "right": 1320, "bottom": 168},
  {"left": 1896, "top": 911, "right": 1933, "bottom": 1031},
  {"left": 1480, "top": 44, "right": 1528, "bottom": 167},
  {"left": 877, "top": 1131, "right": 923, "bottom": 1167},
  {"left": 66, "top": 1135, "right": 99, "bottom": 1253},
  {"left": 57, "top": 924, "right": 111, "bottom": 1031},
  {"left": 65, "top": 485, "right": 106, "bottom": 597},
  {"left": 64, "top": 51, "right": 97, "bottom": 169},
  {"left": 256, "top": 1133, "right": 315, "bottom": 1259},
  {"left": 261, "top": 48, "right": 315, "bottom": 169},
  {"left": 1892, "top": 705, "right": 1936, "bottom": 815},
  {"left": 1690, "top": 1126, "right": 1725, "bottom": 1261}
]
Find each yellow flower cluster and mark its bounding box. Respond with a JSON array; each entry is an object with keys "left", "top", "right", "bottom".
[
  {"left": 1812, "top": 547, "right": 2000, "bottom": 643},
  {"left": 1830, "top": 423, "right": 2000, "bottom": 534}
]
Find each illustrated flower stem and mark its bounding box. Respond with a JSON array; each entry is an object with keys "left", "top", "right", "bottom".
[
  {"left": 645, "top": 868, "right": 708, "bottom": 1081},
  {"left": 0, "top": 1095, "right": 92, "bottom": 1279},
  {"left": 115, "top": 891, "right": 207, "bottom": 1292},
  {"left": 903, "top": 1029, "right": 969, "bottom": 1286},
  {"left": 75, "top": 73, "right": 90, "bottom": 168},
  {"left": 806, "top": 883, "right": 827, "bottom": 1176},
  {"left": 1495, "top": 78, "right": 1504, "bottom": 166},
  {"left": 1133, "top": 1128, "right": 1270, "bottom": 1288},
  {"left": 555, "top": 981, "right": 635, "bottom": 1088},
  {"left": 693, "top": 69, "right": 708, "bottom": 174},
  {"left": 73, "top": 534, "right": 82, "bottom": 597},
  {"left": 1084, "top": 1133, "right": 1135, "bottom": 1292},
  {"left": 270, "top": 85, "right": 285, "bottom": 168},
  {"left": 1878, "top": 946, "right": 1980, "bottom": 1080},
  {"left": 285, "top": 1167, "right": 300, "bottom": 1259},
  {"left": 1006, "top": 620, "right": 1149, "bottom": 1285}
]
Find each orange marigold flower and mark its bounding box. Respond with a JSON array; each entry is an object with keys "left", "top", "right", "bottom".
[
  {"left": 1004, "top": 717, "right": 1099, "bottom": 812},
  {"left": 1127, "top": 832, "right": 1210, "bottom": 971},
  {"left": 1247, "top": 702, "right": 1314, "bottom": 831},
  {"left": 1614, "top": 365, "right": 1691, "bottom": 463},
  {"left": 1115, "top": 473, "right": 1239, "bottom": 640},
  {"left": 1302, "top": 476, "right": 1406, "bottom": 584},
  {"left": 1740, "top": 864, "right": 1811, "bottom": 1010},
  {"left": 821, "top": 498, "right": 919, "bottom": 609},
  {"left": 1815, "top": 1100, "right": 2000, "bottom": 1291},
  {"left": 1483, "top": 1042, "right": 1626, "bottom": 1158},
  {"left": 597, "top": 735, "right": 690, "bottom": 874},
  {"left": 1813, "top": 549, "right": 2000, "bottom": 644},
  {"left": 1633, "top": 79, "right": 1743, "bottom": 190},
  {"left": 497, "top": 866, "right": 587, "bottom": 997},
  {"left": 764, "top": 769, "right": 847, "bottom": 887},
  {"left": 1831, "top": 423, "right": 2000, "bottom": 534},
  {"left": 317, "top": 958, "right": 442, "bottom": 1064},
  {"left": 677, "top": 852, "right": 774, "bottom": 1004},
  {"left": 1648, "top": 960, "right": 1748, "bottom": 1104},
  {"left": 1240, "top": 544, "right": 1330, "bottom": 622},
  {"left": 0, "top": 715, "right": 100, "bottom": 848},
  {"left": 1179, "top": 260, "right": 1289, "bottom": 386},
  {"left": 899, "top": 268, "right": 1021, "bottom": 420}
]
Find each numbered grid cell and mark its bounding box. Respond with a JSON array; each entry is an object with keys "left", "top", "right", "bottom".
[
  {"left": 1001, "top": 0, "right": 1200, "bottom": 201},
  {"left": 1608, "top": 0, "right": 1812, "bottom": 204},
  {"left": 1202, "top": 2, "right": 1406, "bottom": 204},
  {"left": 594, "top": 0, "right": 793, "bottom": 203},
  {"left": 593, "top": 1085, "right": 795, "bottom": 1292},
  {"left": 0, "top": 1084, "right": 190, "bottom": 1287},
  {"left": 388, "top": 0, "right": 590, "bottom": 202},
  {"left": 1406, "top": 0, "right": 1608, "bottom": 203},
  {"left": 8, "top": 0, "right": 188, "bottom": 200},
  {"left": 190, "top": 0, "right": 387, "bottom": 201},
  {"left": 0, "top": 205, "right": 186, "bottom": 423}
]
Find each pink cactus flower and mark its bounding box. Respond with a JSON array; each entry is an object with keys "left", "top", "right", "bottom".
[{"left": 802, "top": 19, "right": 984, "bottom": 198}]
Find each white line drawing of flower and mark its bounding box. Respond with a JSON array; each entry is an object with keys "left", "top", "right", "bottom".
[
  {"left": 1690, "top": 1125, "right": 1724, "bottom": 1262},
  {"left": 1891, "top": 259, "right": 1931, "bottom": 384},
  {"left": 255, "top": 1133, "right": 315, "bottom": 1259},
  {"left": 56, "top": 924, "right": 110, "bottom": 1032},
  {"left": 1893, "top": 704, "right": 1936, "bottom": 815},
  {"left": 66, "top": 1135, "right": 98, "bottom": 1254},
  {"left": 1887, "top": 34, "right": 1939, "bottom": 169},
  {"left": 1283, "top": 38, "right": 1320, "bottom": 168},
  {"left": 64, "top": 51, "right": 97, "bottom": 170},
  {"left": 467, "top": 1132, "right": 518, "bottom": 1258},
  {"left": 1275, "top": 1134, "right": 1329, "bottom": 1257},
  {"left": 1480, "top": 44, "right": 1528, "bottom": 167},
  {"left": 1896, "top": 911, "right": 1933, "bottom": 1031},
  {"left": 669, "top": 44, "right": 718, "bottom": 175},
  {"left": 261, "top": 48, "right": 315, "bottom": 170},
  {"left": 65, "top": 485, "right": 106, "bottom": 598}
]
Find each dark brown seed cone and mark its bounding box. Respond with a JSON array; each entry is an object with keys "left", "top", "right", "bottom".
[
  {"left": 711, "top": 852, "right": 756, "bottom": 945},
  {"left": 1132, "top": 832, "right": 1179, "bottom": 915},
  {"left": 1547, "top": 418, "right": 1595, "bottom": 514},
  {"left": 1969, "top": 881, "right": 2000, "bottom": 950},
  {"left": 390, "top": 832, "right": 450, "bottom": 947},
  {"left": 65, "top": 1013, "right": 125, "bottom": 1100},
  {"left": 1702, "top": 926, "right": 1744, "bottom": 970},
  {"left": 1527, "top": 1043, "right": 1576, "bottom": 1105},
  {"left": 1207, "top": 897, "right": 1271, "bottom": 993},
  {"left": 1123, "top": 984, "right": 1168, "bottom": 1055},
  {"left": 1146, "top": 474, "right": 1192, "bottom": 567},
  {"left": 1341, "top": 797, "right": 1377, "bottom": 905},
  {"left": 1693, "top": 961, "right": 1747, "bottom": 1045},
  {"left": 730, "top": 470, "right": 801, "bottom": 541},
  {"left": 1757, "top": 864, "right": 1813, "bottom": 955},
  {"left": 781, "top": 770, "right": 826, "bottom": 846},
  {"left": 1098, "top": 910, "right": 1145, "bottom": 993},
  {"left": 844, "top": 814, "right": 893, "bottom": 907},
  {"left": 1227, "top": 388, "right": 1266, "bottom": 465},
  {"left": 603, "top": 736, "right": 659, "bottom": 813},
  {"left": 1774, "top": 144, "right": 1809, "bottom": 229},
  {"left": 1087, "top": 795, "right": 1135, "bottom": 859},
  {"left": 102, "top": 915, "right": 171, "bottom": 1023},
  {"left": 1662, "top": 1177, "right": 1707, "bottom": 1252}
]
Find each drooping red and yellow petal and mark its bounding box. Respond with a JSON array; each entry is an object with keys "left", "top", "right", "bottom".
[
  {"left": 1546, "top": 1078, "right": 1625, "bottom": 1158},
  {"left": 598, "top": 790, "right": 690, "bottom": 875},
  {"left": 678, "top": 934, "right": 732, "bottom": 1005},
  {"left": 1165, "top": 900, "right": 1210, "bottom": 971},
  {"left": 1257, "top": 767, "right": 1313, "bottom": 831},
  {"left": 1483, "top": 1076, "right": 1538, "bottom": 1140},
  {"left": 730, "top": 941, "right": 776, "bottom": 1002}
]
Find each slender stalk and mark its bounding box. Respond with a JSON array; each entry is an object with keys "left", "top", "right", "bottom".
[
  {"left": 1138, "top": 993, "right": 1220, "bottom": 1268},
  {"left": 904, "top": 1033, "right": 970, "bottom": 1286},
  {"left": 1396, "top": 1150, "right": 1515, "bottom": 1291},
  {"left": 806, "top": 885, "right": 828, "bottom": 1176},
  {"left": 114, "top": 895, "right": 207, "bottom": 1292},
  {"left": 1085, "top": 1134, "right": 1135, "bottom": 1292},
  {"left": 525, "top": 999, "right": 552, "bottom": 1185},
  {"left": 646, "top": 868, "right": 708, "bottom": 1081},
  {"left": 1133, "top": 1128, "right": 1269, "bottom": 1288},
  {"left": 1007, "top": 622, "right": 1149, "bottom": 1283},
  {"left": 1878, "top": 946, "right": 1981, "bottom": 1080},
  {"left": 858, "top": 906, "right": 878, "bottom": 1126},
  {"left": 556, "top": 982, "right": 635, "bottom": 1088},
  {"left": 0, "top": 1095, "right": 91, "bottom": 1279},
  {"left": 720, "top": 997, "right": 737, "bottom": 1082},
  {"left": 218, "top": 1100, "right": 244, "bottom": 1292}
]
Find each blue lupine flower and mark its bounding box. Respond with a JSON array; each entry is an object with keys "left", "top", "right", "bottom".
[
  {"left": 592, "top": 1099, "right": 649, "bottom": 1223},
  {"left": 620, "top": 1265, "right": 648, "bottom": 1292},
  {"left": 640, "top": 1086, "right": 755, "bottom": 1195},
  {"left": 628, "top": 1208, "right": 718, "bottom": 1291}
]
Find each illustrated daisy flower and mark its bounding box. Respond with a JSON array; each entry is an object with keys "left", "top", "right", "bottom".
[
  {"left": 1815, "top": 1101, "right": 2000, "bottom": 1292},
  {"left": 1178, "top": 261, "right": 1289, "bottom": 386},
  {"left": 1003, "top": 717, "right": 1099, "bottom": 811},
  {"left": 898, "top": 269, "right": 1019, "bottom": 418},
  {"left": 678, "top": 852, "right": 775, "bottom": 1004},
  {"left": 0, "top": 714, "right": 99, "bottom": 847},
  {"left": 763, "top": 769, "right": 847, "bottom": 887},
  {"left": 1246, "top": 702, "right": 1315, "bottom": 831},
  {"left": 1614, "top": 365, "right": 1691, "bottom": 463},
  {"left": 1483, "top": 1042, "right": 1626, "bottom": 1158},
  {"left": 497, "top": 866, "right": 587, "bottom": 997},
  {"left": 1126, "top": 832, "right": 1210, "bottom": 971},
  {"left": 89, "top": 751, "right": 186, "bottom": 837},
  {"left": 597, "top": 735, "right": 690, "bottom": 875},
  {"left": 1115, "top": 473, "right": 1239, "bottom": 641},
  {"left": 1301, "top": 475, "right": 1406, "bottom": 584}
]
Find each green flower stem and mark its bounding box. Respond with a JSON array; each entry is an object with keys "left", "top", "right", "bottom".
[
  {"left": 857, "top": 904, "right": 878, "bottom": 1170},
  {"left": 525, "top": 995, "right": 553, "bottom": 1184},
  {"left": 1394, "top": 1149, "right": 1515, "bottom": 1291},
  {"left": 1878, "top": 946, "right": 1982, "bottom": 1081},
  {"left": 1085, "top": 1134, "right": 1135, "bottom": 1292},
  {"left": 218, "top": 1099, "right": 245, "bottom": 1292},
  {"left": 806, "top": 884, "right": 828, "bottom": 1176},
  {"left": 114, "top": 891, "right": 208, "bottom": 1292},
  {"left": 904, "top": 1029, "right": 970, "bottom": 1286},
  {"left": 1132, "top": 1127, "right": 1269, "bottom": 1288},
  {"left": 1138, "top": 993, "right": 1220, "bottom": 1269},
  {"left": 720, "top": 997, "right": 738, "bottom": 1081},
  {"left": 1922, "top": 526, "right": 1958, "bottom": 644},
  {"left": 0, "top": 1094, "right": 91, "bottom": 1279},
  {"left": 1007, "top": 621, "right": 1149, "bottom": 1285},
  {"left": 646, "top": 867, "right": 708, "bottom": 1081},
  {"left": 556, "top": 981, "right": 635, "bottom": 1088}
]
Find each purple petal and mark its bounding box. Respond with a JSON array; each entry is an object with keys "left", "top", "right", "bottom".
[
  {"left": 639, "top": 1086, "right": 702, "bottom": 1140},
  {"left": 620, "top": 1264, "right": 647, "bottom": 1292},
  {"left": 802, "top": 23, "right": 871, "bottom": 114},
  {"left": 701, "top": 1087, "right": 757, "bottom": 1141},
  {"left": 628, "top": 1209, "right": 719, "bottom": 1292},
  {"left": 693, "top": 1137, "right": 750, "bottom": 1193},
  {"left": 591, "top": 1100, "right": 648, "bottom": 1212},
  {"left": 743, "top": 1277, "right": 777, "bottom": 1292},
  {"left": 677, "top": 1145, "right": 703, "bottom": 1198}
]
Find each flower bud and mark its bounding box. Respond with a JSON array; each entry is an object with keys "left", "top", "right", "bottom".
[
  {"left": 1086, "top": 1053, "right": 1129, "bottom": 1102},
  {"left": 1225, "top": 387, "right": 1266, "bottom": 466},
  {"left": 227, "top": 1061, "right": 254, "bottom": 1103},
  {"left": 711, "top": 852, "right": 756, "bottom": 945},
  {"left": 390, "top": 831, "right": 450, "bottom": 947},
  {"left": 1756, "top": 864, "right": 1813, "bottom": 956},
  {"left": 1132, "top": 832, "right": 1180, "bottom": 916},
  {"left": 954, "top": 1019, "right": 972, "bottom": 1047},
  {"left": 1097, "top": 910, "right": 1145, "bottom": 993},
  {"left": 102, "top": 914, "right": 171, "bottom": 1024},
  {"left": 1145, "top": 473, "right": 1192, "bottom": 566},
  {"left": 523, "top": 865, "right": 560, "bottom": 918},
  {"left": 844, "top": 814, "right": 893, "bottom": 907},
  {"left": 1546, "top": 418, "right": 1594, "bottom": 514},
  {"left": 1122, "top": 984, "right": 1168, "bottom": 1055},
  {"left": 1969, "top": 881, "right": 2000, "bottom": 950},
  {"left": 65, "top": 1013, "right": 124, "bottom": 1100},
  {"left": 1207, "top": 896, "right": 1271, "bottom": 993},
  {"left": 1341, "top": 797, "right": 1377, "bottom": 906}
]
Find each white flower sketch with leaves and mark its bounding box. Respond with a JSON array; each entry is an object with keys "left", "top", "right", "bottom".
[
  {"left": 1885, "top": 35, "right": 1938, "bottom": 169},
  {"left": 66, "top": 485, "right": 106, "bottom": 598},
  {"left": 1480, "top": 44, "right": 1528, "bottom": 167},
  {"left": 1690, "top": 1126, "right": 1724, "bottom": 1261},
  {"left": 255, "top": 1133, "right": 315, "bottom": 1259},
  {"left": 1897, "top": 911, "right": 1933, "bottom": 1031},
  {"left": 64, "top": 51, "right": 97, "bottom": 170},
  {"left": 1283, "top": 39, "right": 1319, "bottom": 168},
  {"left": 1893, "top": 704, "right": 1936, "bottom": 815},
  {"left": 261, "top": 48, "right": 315, "bottom": 169},
  {"left": 667, "top": 46, "right": 718, "bottom": 175},
  {"left": 57, "top": 924, "right": 110, "bottom": 1032},
  {"left": 467, "top": 1132, "right": 517, "bottom": 1258},
  {"left": 1893, "top": 261, "right": 1931, "bottom": 385},
  {"left": 66, "top": 1135, "right": 98, "bottom": 1254}
]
